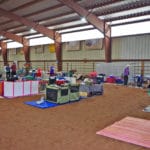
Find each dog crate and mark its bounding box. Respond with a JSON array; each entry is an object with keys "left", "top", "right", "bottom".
[
  {"left": 91, "top": 84, "right": 103, "bottom": 95},
  {"left": 69, "top": 84, "right": 80, "bottom": 101},
  {"left": 46, "top": 85, "right": 69, "bottom": 104},
  {"left": 79, "top": 84, "right": 92, "bottom": 97}
]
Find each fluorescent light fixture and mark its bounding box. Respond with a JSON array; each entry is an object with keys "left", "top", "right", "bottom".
[
  {"left": 7, "top": 42, "right": 23, "bottom": 49},
  {"left": 81, "top": 17, "right": 86, "bottom": 22},
  {"left": 112, "top": 21, "right": 150, "bottom": 37},
  {"left": 29, "top": 37, "right": 54, "bottom": 46},
  {"left": 30, "top": 28, "right": 36, "bottom": 33},
  {"left": 0, "top": 35, "right": 3, "bottom": 39},
  {"left": 62, "top": 29, "right": 104, "bottom": 42}
]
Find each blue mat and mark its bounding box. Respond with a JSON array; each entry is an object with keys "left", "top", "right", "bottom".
[
  {"left": 24, "top": 100, "right": 58, "bottom": 109},
  {"left": 25, "top": 97, "right": 82, "bottom": 109}
]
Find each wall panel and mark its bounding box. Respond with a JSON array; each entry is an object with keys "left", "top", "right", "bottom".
[
  {"left": 62, "top": 39, "right": 105, "bottom": 60},
  {"left": 62, "top": 61, "right": 95, "bottom": 74},
  {"left": 0, "top": 34, "right": 150, "bottom": 76},
  {"left": 112, "top": 34, "right": 150, "bottom": 59},
  {"left": 30, "top": 45, "right": 56, "bottom": 61},
  {"left": 8, "top": 48, "right": 24, "bottom": 62}
]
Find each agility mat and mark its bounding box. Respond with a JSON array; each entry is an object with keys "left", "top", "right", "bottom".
[
  {"left": 96, "top": 116, "right": 150, "bottom": 148},
  {"left": 25, "top": 100, "right": 58, "bottom": 109},
  {"left": 24, "top": 98, "right": 80, "bottom": 109}
]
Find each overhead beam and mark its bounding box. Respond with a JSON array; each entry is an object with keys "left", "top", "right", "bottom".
[
  {"left": 59, "top": 0, "right": 111, "bottom": 62},
  {"left": 0, "top": 0, "right": 120, "bottom": 27},
  {"left": 0, "top": 7, "right": 62, "bottom": 70},
  {"left": 58, "top": 0, "right": 108, "bottom": 34},
  {"left": 0, "top": 41, "right": 7, "bottom": 65},
  {"left": 104, "top": 23, "right": 111, "bottom": 62},
  {"left": 0, "top": 31, "right": 30, "bottom": 62},
  {"left": 22, "top": 39, "right": 30, "bottom": 63},
  {"left": 0, "top": 3, "right": 64, "bottom": 26},
  {"left": 0, "top": 0, "right": 147, "bottom": 33},
  {"left": 0, "top": 7, "right": 57, "bottom": 40},
  {"left": 0, "top": 30, "right": 27, "bottom": 44},
  {"left": 54, "top": 32, "right": 62, "bottom": 71}
]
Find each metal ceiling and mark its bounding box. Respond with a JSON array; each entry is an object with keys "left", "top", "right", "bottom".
[{"left": 0, "top": 0, "right": 149, "bottom": 42}]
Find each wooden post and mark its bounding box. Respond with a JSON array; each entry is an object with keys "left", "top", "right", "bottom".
[
  {"left": 55, "top": 32, "right": 62, "bottom": 71},
  {"left": 0, "top": 41, "right": 7, "bottom": 65},
  {"left": 104, "top": 23, "right": 111, "bottom": 62},
  {"left": 141, "top": 61, "right": 144, "bottom": 76}
]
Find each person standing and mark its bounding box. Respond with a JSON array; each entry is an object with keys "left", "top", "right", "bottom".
[
  {"left": 24, "top": 62, "right": 31, "bottom": 76},
  {"left": 11, "top": 62, "right": 17, "bottom": 77},
  {"left": 50, "top": 65, "right": 55, "bottom": 76},
  {"left": 123, "top": 64, "right": 130, "bottom": 85},
  {"left": 5, "top": 63, "right": 11, "bottom": 80}
]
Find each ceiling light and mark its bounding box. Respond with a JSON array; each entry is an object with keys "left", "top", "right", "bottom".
[
  {"left": 81, "top": 17, "right": 86, "bottom": 22},
  {"left": 30, "top": 28, "right": 35, "bottom": 32},
  {"left": 0, "top": 35, "right": 3, "bottom": 39}
]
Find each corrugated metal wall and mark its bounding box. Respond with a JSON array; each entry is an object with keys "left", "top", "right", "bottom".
[
  {"left": 6, "top": 45, "right": 57, "bottom": 71},
  {"left": 30, "top": 45, "right": 57, "bottom": 70},
  {"left": 96, "top": 62, "right": 141, "bottom": 80},
  {"left": 112, "top": 34, "right": 150, "bottom": 59},
  {"left": 62, "top": 40, "right": 105, "bottom": 60},
  {"left": 8, "top": 48, "right": 24, "bottom": 62},
  {"left": 62, "top": 61, "right": 96, "bottom": 74},
  {"left": 62, "top": 39, "right": 105, "bottom": 73},
  {"left": 30, "top": 45, "right": 56, "bottom": 61},
  {"left": 0, "top": 34, "right": 150, "bottom": 75}
]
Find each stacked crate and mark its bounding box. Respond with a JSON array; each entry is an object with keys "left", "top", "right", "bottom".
[
  {"left": 69, "top": 84, "right": 80, "bottom": 101},
  {"left": 46, "top": 85, "right": 69, "bottom": 104}
]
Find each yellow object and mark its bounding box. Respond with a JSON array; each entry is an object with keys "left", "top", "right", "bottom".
[
  {"left": 49, "top": 44, "right": 55, "bottom": 53},
  {"left": 79, "top": 92, "right": 88, "bottom": 97}
]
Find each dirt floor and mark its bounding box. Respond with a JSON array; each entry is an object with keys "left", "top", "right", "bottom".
[{"left": 0, "top": 83, "right": 150, "bottom": 150}]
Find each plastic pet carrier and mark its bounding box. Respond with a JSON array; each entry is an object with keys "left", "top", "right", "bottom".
[
  {"left": 69, "top": 84, "right": 80, "bottom": 101},
  {"left": 46, "top": 85, "right": 69, "bottom": 104}
]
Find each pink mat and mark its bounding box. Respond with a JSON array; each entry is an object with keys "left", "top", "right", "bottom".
[{"left": 96, "top": 116, "right": 150, "bottom": 148}]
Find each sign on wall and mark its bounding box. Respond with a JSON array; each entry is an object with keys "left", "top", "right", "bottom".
[
  {"left": 66, "top": 41, "right": 80, "bottom": 51},
  {"left": 84, "top": 39, "right": 103, "bottom": 50},
  {"left": 49, "top": 44, "right": 55, "bottom": 53}
]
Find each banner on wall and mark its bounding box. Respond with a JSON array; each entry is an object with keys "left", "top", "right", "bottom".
[
  {"left": 85, "top": 39, "right": 103, "bottom": 50},
  {"left": 67, "top": 41, "right": 80, "bottom": 51},
  {"left": 49, "top": 44, "right": 55, "bottom": 53}
]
